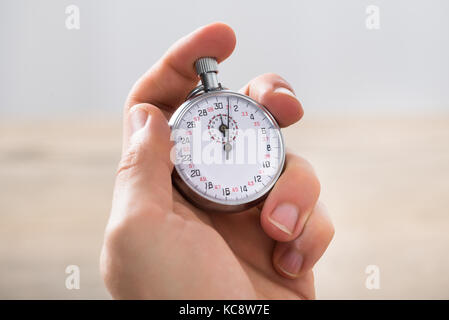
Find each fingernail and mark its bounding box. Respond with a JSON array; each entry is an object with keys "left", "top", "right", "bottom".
[
  {"left": 129, "top": 105, "right": 149, "bottom": 134},
  {"left": 274, "top": 87, "right": 296, "bottom": 98},
  {"left": 268, "top": 203, "right": 299, "bottom": 235},
  {"left": 278, "top": 247, "right": 303, "bottom": 277}
]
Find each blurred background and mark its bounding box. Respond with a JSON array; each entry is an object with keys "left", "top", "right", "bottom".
[{"left": 0, "top": 0, "right": 448, "bottom": 299}]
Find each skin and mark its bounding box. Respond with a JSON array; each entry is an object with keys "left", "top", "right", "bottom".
[{"left": 100, "top": 22, "right": 334, "bottom": 299}]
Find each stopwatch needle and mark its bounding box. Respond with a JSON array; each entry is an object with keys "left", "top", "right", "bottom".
[
  {"left": 227, "top": 97, "right": 230, "bottom": 131},
  {"left": 225, "top": 97, "right": 232, "bottom": 160},
  {"left": 224, "top": 130, "right": 232, "bottom": 160}
]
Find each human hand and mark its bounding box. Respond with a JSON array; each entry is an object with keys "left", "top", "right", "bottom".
[{"left": 100, "top": 22, "right": 334, "bottom": 299}]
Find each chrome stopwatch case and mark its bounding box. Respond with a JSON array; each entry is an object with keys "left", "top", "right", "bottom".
[{"left": 169, "top": 57, "right": 285, "bottom": 213}]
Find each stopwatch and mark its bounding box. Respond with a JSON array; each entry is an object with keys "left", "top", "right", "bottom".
[{"left": 169, "top": 57, "right": 285, "bottom": 213}]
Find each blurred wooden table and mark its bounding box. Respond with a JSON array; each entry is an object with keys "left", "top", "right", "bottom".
[{"left": 1, "top": 115, "right": 448, "bottom": 299}]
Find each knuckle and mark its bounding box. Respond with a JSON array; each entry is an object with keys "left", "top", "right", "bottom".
[
  {"left": 323, "top": 219, "right": 335, "bottom": 243},
  {"left": 260, "top": 72, "right": 281, "bottom": 80},
  {"left": 103, "top": 205, "right": 166, "bottom": 254},
  {"left": 284, "top": 157, "right": 321, "bottom": 200},
  {"left": 103, "top": 219, "right": 132, "bottom": 257},
  {"left": 100, "top": 205, "right": 168, "bottom": 286},
  {"left": 100, "top": 241, "right": 118, "bottom": 288},
  {"left": 289, "top": 155, "right": 321, "bottom": 191},
  {"left": 249, "top": 73, "right": 285, "bottom": 91},
  {"left": 315, "top": 209, "right": 335, "bottom": 244},
  {"left": 259, "top": 73, "right": 291, "bottom": 88},
  {"left": 100, "top": 217, "right": 144, "bottom": 280},
  {"left": 100, "top": 224, "right": 125, "bottom": 285},
  {"left": 116, "top": 142, "right": 145, "bottom": 179}
]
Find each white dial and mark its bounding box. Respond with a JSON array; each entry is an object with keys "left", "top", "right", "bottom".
[{"left": 170, "top": 90, "right": 285, "bottom": 211}]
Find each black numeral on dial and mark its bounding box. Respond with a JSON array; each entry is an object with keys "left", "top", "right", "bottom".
[
  {"left": 223, "top": 188, "right": 231, "bottom": 196},
  {"left": 190, "top": 169, "right": 200, "bottom": 177},
  {"left": 187, "top": 121, "right": 195, "bottom": 128}
]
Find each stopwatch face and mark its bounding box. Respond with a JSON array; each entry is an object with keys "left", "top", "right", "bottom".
[{"left": 169, "top": 90, "right": 285, "bottom": 212}]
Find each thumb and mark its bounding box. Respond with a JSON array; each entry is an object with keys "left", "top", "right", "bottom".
[{"left": 111, "top": 103, "right": 174, "bottom": 225}]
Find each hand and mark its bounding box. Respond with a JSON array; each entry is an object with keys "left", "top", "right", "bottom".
[{"left": 100, "top": 22, "right": 334, "bottom": 299}]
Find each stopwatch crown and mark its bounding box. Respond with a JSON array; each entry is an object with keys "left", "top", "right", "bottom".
[
  {"left": 194, "top": 57, "right": 221, "bottom": 92},
  {"left": 195, "top": 57, "right": 218, "bottom": 76}
]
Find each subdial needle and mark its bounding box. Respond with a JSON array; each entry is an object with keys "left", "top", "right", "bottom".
[{"left": 219, "top": 114, "right": 227, "bottom": 137}]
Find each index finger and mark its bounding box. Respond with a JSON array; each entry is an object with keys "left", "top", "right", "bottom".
[{"left": 126, "top": 22, "right": 236, "bottom": 113}]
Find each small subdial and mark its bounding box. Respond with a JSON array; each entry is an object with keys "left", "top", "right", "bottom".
[{"left": 207, "top": 114, "right": 238, "bottom": 144}]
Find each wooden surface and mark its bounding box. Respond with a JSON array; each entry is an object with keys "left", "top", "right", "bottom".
[{"left": 1, "top": 115, "right": 448, "bottom": 299}]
